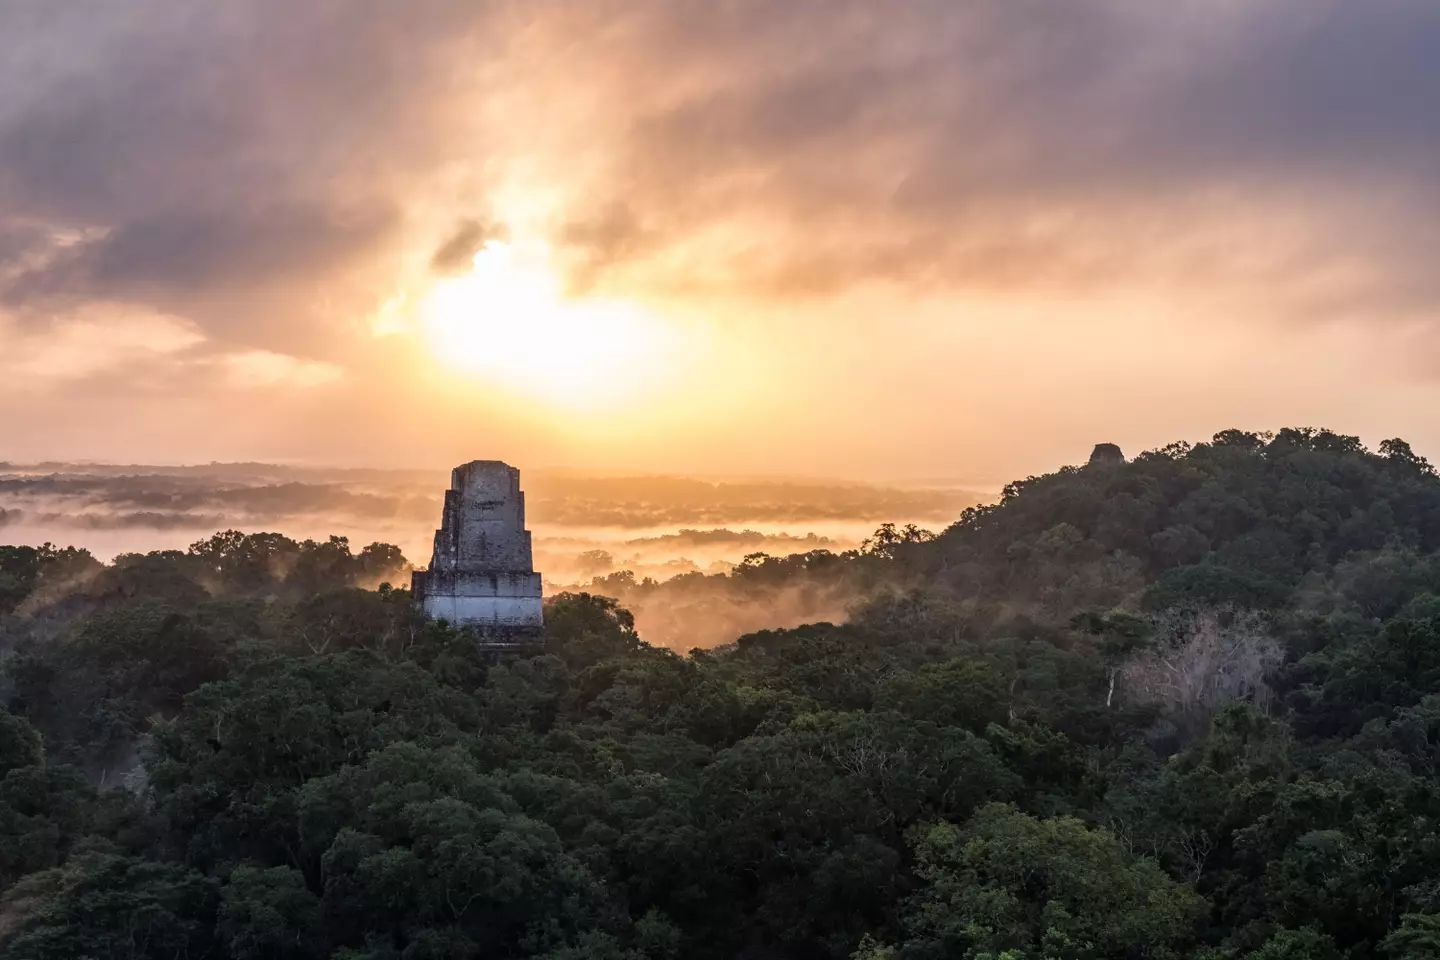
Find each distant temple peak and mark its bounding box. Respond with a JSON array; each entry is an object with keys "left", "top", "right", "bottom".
[
  {"left": 411, "top": 460, "right": 543, "bottom": 634},
  {"left": 1088, "top": 443, "right": 1126, "bottom": 466}
]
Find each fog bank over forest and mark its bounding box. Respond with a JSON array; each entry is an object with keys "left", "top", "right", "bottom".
[{"left": 0, "top": 460, "right": 980, "bottom": 595}]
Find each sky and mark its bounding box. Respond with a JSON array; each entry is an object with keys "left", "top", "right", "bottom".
[{"left": 3, "top": 1, "right": 1440, "bottom": 487}]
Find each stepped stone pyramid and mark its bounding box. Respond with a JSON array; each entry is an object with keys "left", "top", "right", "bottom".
[{"left": 411, "top": 460, "right": 543, "bottom": 634}]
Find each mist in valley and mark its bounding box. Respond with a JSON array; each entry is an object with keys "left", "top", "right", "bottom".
[{"left": 0, "top": 461, "right": 980, "bottom": 649}]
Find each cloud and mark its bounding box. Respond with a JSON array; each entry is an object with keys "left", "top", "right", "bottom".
[
  {"left": 5, "top": 1, "right": 1440, "bottom": 470},
  {"left": 217, "top": 350, "right": 344, "bottom": 389},
  {"left": 459, "top": 2, "right": 1422, "bottom": 321},
  {"left": 0, "top": 308, "right": 203, "bottom": 381},
  {"left": 0, "top": 1, "right": 498, "bottom": 355},
  {"left": 8, "top": 1, "right": 1440, "bottom": 330},
  {"left": 6, "top": 207, "right": 396, "bottom": 302},
  {"left": 541, "top": 1, "right": 1440, "bottom": 313},
  {"left": 430, "top": 219, "right": 506, "bottom": 275}
]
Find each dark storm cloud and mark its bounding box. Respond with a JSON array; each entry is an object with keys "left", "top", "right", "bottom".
[{"left": 3, "top": 0, "right": 1440, "bottom": 346}]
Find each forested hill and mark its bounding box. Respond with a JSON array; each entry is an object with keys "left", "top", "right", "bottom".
[
  {"left": 6, "top": 429, "right": 1440, "bottom": 958},
  {"left": 914, "top": 426, "right": 1440, "bottom": 622}
]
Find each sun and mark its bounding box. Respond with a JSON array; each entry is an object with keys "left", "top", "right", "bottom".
[{"left": 419, "top": 239, "right": 673, "bottom": 408}]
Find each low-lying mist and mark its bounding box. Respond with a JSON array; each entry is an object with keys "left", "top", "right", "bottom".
[
  {"left": 577, "top": 566, "right": 865, "bottom": 650},
  {"left": 0, "top": 461, "right": 981, "bottom": 648}
]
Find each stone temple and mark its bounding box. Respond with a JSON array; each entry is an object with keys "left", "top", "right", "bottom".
[{"left": 411, "top": 460, "right": 543, "bottom": 634}]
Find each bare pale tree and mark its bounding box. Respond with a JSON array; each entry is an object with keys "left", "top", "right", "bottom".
[{"left": 1121, "top": 609, "right": 1283, "bottom": 735}]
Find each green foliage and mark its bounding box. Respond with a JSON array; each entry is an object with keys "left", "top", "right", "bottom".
[
  {"left": 875, "top": 657, "right": 1009, "bottom": 733},
  {"left": 0, "top": 543, "right": 99, "bottom": 615},
  {"left": 0, "top": 709, "right": 128, "bottom": 896},
  {"left": 8, "top": 429, "right": 1440, "bottom": 958},
  {"left": 218, "top": 865, "right": 321, "bottom": 959},
  {"left": 544, "top": 592, "right": 645, "bottom": 669},
  {"left": 1381, "top": 913, "right": 1440, "bottom": 958},
  {"left": 902, "top": 804, "right": 1204, "bottom": 959},
  {"left": 1245, "top": 927, "right": 1339, "bottom": 959},
  {"left": 2, "top": 853, "right": 216, "bottom": 959},
  {"left": 148, "top": 652, "right": 480, "bottom": 871},
  {"left": 286, "top": 586, "right": 418, "bottom": 659},
  {"left": 0, "top": 708, "right": 42, "bottom": 776},
  {"left": 927, "top": 428, "right": 1440, "bottom": 627}
]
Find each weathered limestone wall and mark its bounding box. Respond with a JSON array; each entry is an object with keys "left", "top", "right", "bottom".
[{"left": 412, "top": 461, "right": 543, "bottom": 631}]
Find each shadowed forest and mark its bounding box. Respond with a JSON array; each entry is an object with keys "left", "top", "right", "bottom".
[{"left": 6, "top": 429, "right": 1440, "bottom": 958}]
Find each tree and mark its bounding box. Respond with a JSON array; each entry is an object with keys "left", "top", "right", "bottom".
[
  {"left": 286, "top": 587, "right": 416, "bottom": 659},
  {"left": 576, "top": 550, "right": 616, "bottom": 578},
  {"left": 218, "top": 865, "right": 322, "bottom": 959},
  {"left": 902, "top": 804, "right": 1204, "bottom": 959},
  {"left": 0, "top": 712, "right": 100, "bottom": 893},
  {"left": 544, "top": 593, "right": 645, "bottom": 670},
  {"left": 861, "top": 523, "right": 935, "bottom": 561},
  {"left": 1246, "top": 927, "right": 1338, "bottom": 959},
  {"left": 1382, "top": 913, "right": 1440, "bottom": 958},
  {"left": 189, "top": 530, "right": 301, "bottom": 593},
  {"left": 147, "top": 653, "right": 478, "bottom": 873},
  {"left": 1121, "top": 610, "right": 1282, "bottom": 738},
  {"left": 874, "top": 658, "right": 1008, "bottom": 733},
  {"left": 0, "top": 544, "right": 100, "bottom": 615},
  {"left": 2, "top": 854, "right": 217, "bottom": 959},
  {"left": 1380, "top": 437, "right": 1435, "bottom": 475},
  {"left": 0, "top": 709, "right": 43, "bottom": 776},
  {"left": 11, "top": 427, "right": 1440, "bottom": 959}
]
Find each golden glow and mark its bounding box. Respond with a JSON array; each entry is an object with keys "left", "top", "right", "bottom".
[{"left": 420, "top": 239, "right": 675, "bottom": 408}]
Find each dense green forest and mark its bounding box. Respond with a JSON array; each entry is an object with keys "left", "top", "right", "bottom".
[{"left": 7, "top": 428, "right": 1440, "bottom": 958}]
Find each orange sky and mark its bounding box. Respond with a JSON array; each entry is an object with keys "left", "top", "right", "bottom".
[{"left": 3, "top": 2, "right": 1440, "bottom": 484}]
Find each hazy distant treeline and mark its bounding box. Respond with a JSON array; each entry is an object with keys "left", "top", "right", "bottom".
[
  {"left": 0, "top": 464, "right": 979, "bottom": 611},
  {"left": 0, "top": 464, "right": 977, "bottom": 532}
]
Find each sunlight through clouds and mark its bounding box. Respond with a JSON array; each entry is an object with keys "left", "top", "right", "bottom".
[
  {"left": 374, "top": 236, "right": 685, "bottom": 410},
  {"left": 6, "top": 1, "right": 1440, "bottom": 471}
]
